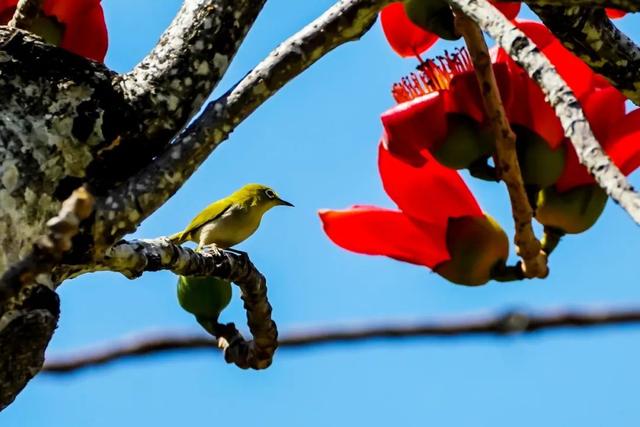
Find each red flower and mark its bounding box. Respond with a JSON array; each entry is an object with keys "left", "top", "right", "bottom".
[
  {"left": 0, "top": 0, "right": 107, "bottom": 62},
  {"left": 320, "top": 145, "right": 509, "bottom": 286},
  {"left": 606, "top": 9, "right": 626, "bottom": 19},
  {"left": 380, "top": 1, "right": 520, "bottom": 57},
  {"left": 381, "top": 46, "right": 564, "bottom": 173}
]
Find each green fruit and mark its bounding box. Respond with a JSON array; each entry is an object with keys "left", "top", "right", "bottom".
[
  {"left": 535, "top": 185, "right": 607, "bottom": 234},
  {"left": 514, "top": 125, "right": 566, "bottom": 188},
  {"left": 177, "top": 275, "right": 232, "bottom": 320},
  {"left": 404, "top": 0, "right": 459, "bottom": 41},
  {"left": 435, "top": 214, "right": 509, "bottom": 286},
  {"left": 29, "top": 15, "right": 64, "bottom": 47},
  {"left": 433, "top": 114, "right": 494, "bottom": 170}
]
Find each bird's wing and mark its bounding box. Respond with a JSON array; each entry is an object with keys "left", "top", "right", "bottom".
[{"left": 181, "top": 200, "right": 234, "bottom": 237}]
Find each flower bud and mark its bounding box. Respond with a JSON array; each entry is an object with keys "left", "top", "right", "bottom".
[
  {"left": 435, "top": 214, "right": 509, "bottom": 286},
  {"left": 535, "top": 185, "right": 607, "bottom": 234},
  {"left": 177, "top": 275, "right": 232, "bottom": 320},
  {"left": 514, "top": 125, "right": 566, "bottom": 188},
  {"left": 404, "top": 0, "right": 459, "bottom": 41},
  {"left": 433, "top": 114, "right": 494, "bottom": 169}
]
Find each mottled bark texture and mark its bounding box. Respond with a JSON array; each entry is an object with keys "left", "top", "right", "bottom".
[
  {"left": 448, "top": 0, "right": 640, "bottom": 223},
  {"left": 0, "top": 0, "right": 392, "bottom": 410},
  {"left": 530, "top": 5, "right": 640, "bottom": 105},
  {"left": 497, "top": 0, "right": 640, "bottom": 10}
]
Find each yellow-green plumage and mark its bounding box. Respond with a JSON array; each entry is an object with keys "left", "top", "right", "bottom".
[
  {"left": 172, "top": 184, "right": 292, "bottom": 328},
  {"left": 169, "top": 183, "right": 293, "bottom": 250}
]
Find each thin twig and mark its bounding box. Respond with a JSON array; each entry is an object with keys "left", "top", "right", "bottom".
[
  {"left": 456, "top": 13, "right": 547, "bottom": 279},
  {"left": 447, "top": 0, "right": 640, "bottom": 225},
  {"left": 42, "top": 306, "right": 640, "bottom": 373},
  {"left": 7, "top": 0, "right": 44, "bottom": 29}
]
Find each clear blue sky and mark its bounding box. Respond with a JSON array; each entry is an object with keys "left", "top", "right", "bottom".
[{"left": 3, "top": 1, "right": 640, "bottom": 425}]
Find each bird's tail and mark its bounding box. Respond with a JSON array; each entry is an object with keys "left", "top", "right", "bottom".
[{"left": 168, "top": 232, "right": 185, "bottom": 244}]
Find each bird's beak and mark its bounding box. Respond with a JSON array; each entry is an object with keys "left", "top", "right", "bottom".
[{"left": 277, "top": 198, "right": 294, "bottom": 207}]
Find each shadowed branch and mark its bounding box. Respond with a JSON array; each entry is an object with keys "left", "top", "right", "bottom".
[{"left": 43, "top": 306, "right": 640, "bottom": 373}]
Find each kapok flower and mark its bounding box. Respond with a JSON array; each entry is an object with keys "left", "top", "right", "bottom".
[
  {"left": 536, "top": 85, "right": 640, "bottom": 234},
  {"left": 320, "top": 144, "right": 509, "bottom": 286},
  {"left": 381, "top": 0, "right": 520, "bottom": 58},
  {"left": 382, "top": 45, "right": 568, "bottom": 188},
  {"left": 0, "top": 0, "right": 108, "bottom": 62}
]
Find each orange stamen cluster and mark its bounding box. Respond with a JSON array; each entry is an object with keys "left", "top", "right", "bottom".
[{"left": 392, "top": 48, "right": 473, "bottom": 103}]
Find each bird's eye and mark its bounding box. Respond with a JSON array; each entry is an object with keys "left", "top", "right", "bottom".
[{"left": 265, "top": 189, "right": 276, "bottom": 199}]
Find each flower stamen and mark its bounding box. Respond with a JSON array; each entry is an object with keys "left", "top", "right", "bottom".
[{"left": 392, "top": 47, "right": 473, "bottom": 103}]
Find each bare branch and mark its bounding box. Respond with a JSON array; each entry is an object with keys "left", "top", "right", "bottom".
[
  {"left": 118, "top": 0, "right": 266, "bottom": 143},
  {"left": 456, "top": 14, "right": 547, "bottom": 279},
  {"left": 42, "top": 306, "right": 640, "bottom": 373},
  {"left": 446, "top": 0, "right": 640, "bottom": 224},
  {"left": 530, "top": 5, "right": 640, "bottom": 105},
  {"left": 498, "top": 0, "right": 640, "bottom": 10},
  {"left": 95, "top": 239, "right": 277, "bottom": 370},
  {"left": 7, "top": 0, "right": 44, "bottom": 29},
  {"left": 95, "top": 0, "right": 392, "bottom": 244}
]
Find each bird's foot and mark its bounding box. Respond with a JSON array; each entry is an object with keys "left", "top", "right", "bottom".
[{"left": 199, "top": 243, "right": 223, "bottom": 257}]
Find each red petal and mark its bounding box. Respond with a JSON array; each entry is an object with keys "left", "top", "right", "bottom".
[
  {"left": 381, "top": 92, "right": 446, "bottom": 166},
  {"left": 606, "top": 9, "right": 626, "bottom": 19},
  {"left": 507, "top": 72, "right": 565, "bottom": 148},
  {"left": 603, "top": 108, "right": 640, "bottom": 176},
  {"left": 58, "top": 3, "right": 108, "bottom": 62},
  {"left": 516, "top": 21, "right": 595, "bottom": 101},
  {"left": 380, "top": 3, "right": 438, "bottom": 58},
  {"left": 446, "top": 64, "right": 511, "bottom": 123},
  {"left": 378, "top": 143, "right": 482, "bottom": 225},
  {"left": 582, "top": 85, "right": 626, "bottom": 143},
  {"left": 492, "top": 1, "right": 521, "bottom": 19},
  {"left": 319, "top": 206, "right": 449, "bottom": 268}
]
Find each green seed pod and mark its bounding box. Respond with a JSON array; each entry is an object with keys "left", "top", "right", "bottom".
[
  {"left": 433, "top": 114, "right": 494, "bottom": 170},
  {"left": 404, "top": 0, "right": 459, "bottom": 41},
  {"left": 514, "top": 125, "right": 566, "bottom": 188},
  {"left": 535, "top": 185, "right": 608, "bottom": 234},
  {"left": 435, "top": 214, "right": 509, "bottom": 286},
  {"left": 30, "top": 16, "right": 64, "bottom": 47},
  {"left": 177, "top": 275, "right": 232, "bottom": 321}
]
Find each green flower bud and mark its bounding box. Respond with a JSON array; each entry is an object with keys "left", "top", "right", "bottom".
[
  {"left": 435, "top": 214, "right": 509, "bottom": 286},
  {"left": 177, "top": 275, "right": 232, "bottom": 321},
  {"left": 514, "top": 125, "right": 566, "bottom": 188},
  {"left": 433, "top": 114, "right": 494, "bottom": 170},
  {"left": 535, "top": 185, "right": 607, "bottom": 234},
  {"left": 404, "top": 0, "right": 459, "bottom": 41}
]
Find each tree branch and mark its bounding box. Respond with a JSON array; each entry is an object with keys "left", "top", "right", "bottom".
[
  {"left": 96, "top": 239, "right": 277, "bottom": 370},
  {"left": 7, "top": 0, "right": 44, "bottom": 29},
  {"left": 42, "top": 306, "right": 640, "bottom": 373},
  {"left": 530, "top": 5, "right": 640, "bottom": 105},
  {"left": 456, "top": 14, "right": 547, "bottom": 279},
  {"left": 94, "top": 0, "right": 392, "bottom": 245},
  {"left": 446, "top": 0, "right": 640, "bottom": 225},
  {"left": 118, "top": 0, "right": 266, "bottom": 144},
  {"left": 497, "top": 0, "right": 640, "bottom": 10}
]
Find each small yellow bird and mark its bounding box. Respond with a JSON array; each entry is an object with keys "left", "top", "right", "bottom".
[{"left": 169, "top": 183, "right": 293, "bottom": 251}]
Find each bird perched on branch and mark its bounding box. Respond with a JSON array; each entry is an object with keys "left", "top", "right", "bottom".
[
  {"left": 170, "top": 183, "right": 293, "bottom": 334},
  {"left": 169, "top": 183, "right": 294, "bottom": 252}
]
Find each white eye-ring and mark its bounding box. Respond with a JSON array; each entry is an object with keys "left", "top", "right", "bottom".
[{"left": 265, "top": 189, "right": 276, "bottom": 199}]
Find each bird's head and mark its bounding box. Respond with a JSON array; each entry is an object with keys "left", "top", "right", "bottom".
[{"left": 237, "top": 184, "right": 294, "bottom": 211}]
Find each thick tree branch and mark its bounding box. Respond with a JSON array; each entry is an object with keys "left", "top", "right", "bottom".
[
  {"left": 497, "top": 0, "right": 640, "bottom": 9},
  {"left": 456, "top": 14, "right": 547, "bottom": 279},
  {"left": 96, "top": 239, "right": 277, "bottom": 370},
  {"left": 530, "top": 5, "right": 640, "bottom": 105},
  {"left": 42, "top": 306, "right": 640, "bottom": 373},
  {"left": 447, "top": 0, "right": 640, "bottom": 224},
  {"left": 118, "top": 0, "right": 266, "bottom": 144},
  {"left": 95, "top": 0, "right": 392, "bottom": 245}
]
